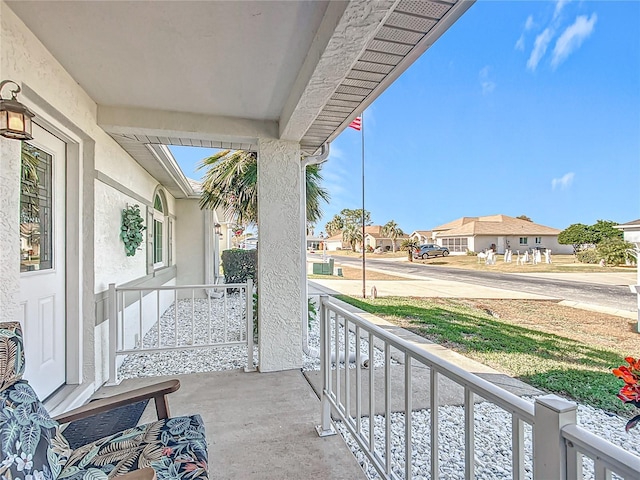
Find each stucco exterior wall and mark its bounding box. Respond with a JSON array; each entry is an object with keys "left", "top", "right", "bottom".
[
  {"left": 175, "top": 199, "right": 207, "bottom": 288},
  {"left": 1, "top": 4, "right": 181, "bottom": 393},
  {"left": 257, "top": 139, "right": 302, "bottom": 372},
  {"left": 0, "top": 139, "right": 21, "bottom": 322}
]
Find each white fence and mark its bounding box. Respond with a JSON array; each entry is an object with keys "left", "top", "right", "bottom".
[
  {"left": 317, "top": 295, "right": 640, "bottom": 480},
  {"left": 108, "top": 280, "right": 254, "bottom": 383}
]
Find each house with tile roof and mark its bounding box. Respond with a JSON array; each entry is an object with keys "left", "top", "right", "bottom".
[
  {"left": 410, "top": 230, "right": 433, "bottom": 244},
  {"left": 324, "top": 225, "right": 409, "bottom": 252},
  {"left": 431, "top": 214, "right": 574, "bottom": 254},
  {"left": 363, "top": 225, "right": 409, "bottom": 252}
]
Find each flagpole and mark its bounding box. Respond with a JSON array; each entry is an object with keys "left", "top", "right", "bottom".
[{"left": 361, "top": 113, "right": 366, "bottom": 299}]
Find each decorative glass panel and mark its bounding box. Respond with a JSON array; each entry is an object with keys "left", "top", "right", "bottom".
[
  {"left": 154, "top": 219, "right": 163, "bottom": 264},
  {"left": 154, "top": 194, "right": 164, "bottom": 213},
  {"left": 20, "top": 143, "right": 53, "bottom": 272}
]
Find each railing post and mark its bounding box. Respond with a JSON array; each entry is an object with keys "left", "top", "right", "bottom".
[
  {"left": 316, "top": 295, "right": 336, "bottom": 437},
  {"left": 244, "top": 278, "right": 256, "bottom": 372},
  {"left": 533, "top": 394, "right": 577, "bottom": 480},
  {"left": 107, "top": 283, "right": 118, "bottom": 385}
]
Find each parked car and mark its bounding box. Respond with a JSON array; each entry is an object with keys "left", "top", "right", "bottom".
[{"left": 414, "top": 244, "right": 449, "bottom": 259}]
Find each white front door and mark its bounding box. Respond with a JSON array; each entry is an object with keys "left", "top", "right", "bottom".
[{"left": 19, "top": 123, "right": 67, "bottom": 399}]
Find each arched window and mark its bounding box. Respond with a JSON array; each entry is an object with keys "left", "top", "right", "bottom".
[{"left": 153, "top": 192, "right": 166, "bottom": 267}]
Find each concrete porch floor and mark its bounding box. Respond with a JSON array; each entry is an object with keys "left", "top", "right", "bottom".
[{"left": 94, "top": 369, "right": 366, "bottom": 480}]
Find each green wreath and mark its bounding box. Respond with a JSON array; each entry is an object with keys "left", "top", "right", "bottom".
[{"left": 121, "top": 205, "right": 146, "bottom": 256}]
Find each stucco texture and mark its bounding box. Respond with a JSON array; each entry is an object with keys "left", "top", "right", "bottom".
[{"left": 257, "top": 139, "right": 303, "bottom": 372}]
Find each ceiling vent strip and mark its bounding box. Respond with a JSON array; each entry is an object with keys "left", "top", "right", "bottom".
[
  {"left": 353, "top": 61, "right": 395, "bottom": 74},
  {"left": 385, "top": 12, "right": 438, "bottom": 32},
  {"left": 368, "top": 39, "right": 414, "bottom": 56},
  {"left": 360, "top": 50, "right": 403, "bottom": 66},
  {"left": 347, "top": 70, "right": 387, "bottom": 82},
  {"left": 335, "top": 85, "right": 374, "bottom": 96},
  {"left": 322, "top": 105, "right": 357, "bottom": 114},
  {"left": 342, "top": 78, "right": 380, "bottom": 90},
  {"left": 376, "top": 26, "right": 425, "bottom": 44},
  {"left": 396, "top": 0, "right": 453, "bottom": 19},
  {"left": 325, "top": 99, "right": 361, "bottom": 108}
]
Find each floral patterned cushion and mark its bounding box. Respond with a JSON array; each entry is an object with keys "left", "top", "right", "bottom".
[
  {"left": 60, "top": 414, "right": 208, "bottom": 479},
  {"left": 0, "top": 380, "right": 71, "bottom": 480},
  {"left": 0, "top": 322, "right": 26, "bottom": 392}
]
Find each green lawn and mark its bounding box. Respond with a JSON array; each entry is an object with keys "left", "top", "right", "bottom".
[{"left": 336, "top": 295, "right": 634, "bottom": 417}]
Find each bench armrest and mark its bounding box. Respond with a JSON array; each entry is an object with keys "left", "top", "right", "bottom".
[{"left": 53, "top": 379, "right": 180, "bottom": 424}]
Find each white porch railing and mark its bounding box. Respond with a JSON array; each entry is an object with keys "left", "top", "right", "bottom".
[
  {"left": 317, "top": 295, "right": 640, "bottom": 480},
  {"left": 108, "top": 280, "right": 254, "bottom": 384}
]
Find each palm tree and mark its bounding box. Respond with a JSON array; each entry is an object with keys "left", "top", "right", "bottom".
[
  {"left": 198, "top": 150, "right": 329, "bottom": 225},
  {"left": 382, "top": 220, "right": 404, "bottom": 253},
  {"left": 325, "top": 214, "right": 344, "bottom": 237},
  {"left": 400, "top": 238, "right": 420, "bottom": 262},
  {"left": 342, "top": 223, "right": 363, "bottom": 252}
]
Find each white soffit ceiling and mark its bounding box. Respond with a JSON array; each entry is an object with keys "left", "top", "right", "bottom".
[
  {"left": 6, "top": 1, "right": 329, "bottom": 120},
  {"left": 7, "top": 0, "right": 474, "bottom": 193}
]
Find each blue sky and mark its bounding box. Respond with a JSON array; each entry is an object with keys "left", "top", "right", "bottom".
[{"left": 171, "top": 0, "right": 639, "bottom": 235}]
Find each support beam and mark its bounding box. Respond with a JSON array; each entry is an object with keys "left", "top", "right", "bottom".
[
  {"left": 98, "top": 105, "right": 278, "bottom": 146},
  {"left": 257, "top": 138, "right": 303, "bottom": 371}
]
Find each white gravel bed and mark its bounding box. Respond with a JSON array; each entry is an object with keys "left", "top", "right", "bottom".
[
  {"left": 335, "top": 397, "right": 640, "bottom": 480},
  {"left": 118, "top": 294, "right": 257, "bottom": 379},
  {"left": 302, "top": 315, "right": 399, "bottom": 371}
]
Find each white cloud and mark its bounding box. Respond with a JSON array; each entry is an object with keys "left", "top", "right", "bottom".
[
  {"left": 515, "top": 15, "right": 535, "bottom": 51},
  {"left": 525, "top": 15, "right": 535, "bottom": 30},
  {"left": 553, "top": 0, "right": 570, "bottom": 21},
  {"left": 527, "top": 28, "right": 554, "bottom": 71},
  {"left": 479, "top": 66, "right": 496, "bottom": 95},
  {"left": 551, "top": 172, "right": 575, "bottom": 190},
  {"left": 551, "top": 13, "right": 597, "bottom": 69}
]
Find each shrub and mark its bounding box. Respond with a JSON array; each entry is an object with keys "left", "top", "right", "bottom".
[
  {"left": 597, "top": 237, "right": 635, "bottom": 266},
  {"left": 221, "top": 249, "right": 257, "bottom": 284},
  {"left": 576, "top": 248, "right": 600, "bottom": 264},
  {"left": 466, "top": 249, "right": 477, "bottom": 256}
]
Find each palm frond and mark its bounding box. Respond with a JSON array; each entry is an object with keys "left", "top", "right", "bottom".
[{"left": 198, "top": 150, "right": 328, "bottom": 226}]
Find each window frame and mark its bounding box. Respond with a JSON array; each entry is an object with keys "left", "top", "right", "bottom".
[{"left": 152, "top": 192, "right": 167, "bottom": 269}]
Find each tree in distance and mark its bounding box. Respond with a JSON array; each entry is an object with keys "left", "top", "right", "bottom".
[
  {"left": 401, "top": 237, "right": 420, "bottom": 262},
  {"left": 382, "top": 220, "right": 404, "bottom": 253}
]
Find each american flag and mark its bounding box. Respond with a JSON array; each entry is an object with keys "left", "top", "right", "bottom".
[{"left": 348, "top": 116, "right": 362, "bottom": 131}]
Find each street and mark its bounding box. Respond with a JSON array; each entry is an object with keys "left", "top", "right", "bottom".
[{"left": 310, "top": 254, "right": 637, "bottom": 313}]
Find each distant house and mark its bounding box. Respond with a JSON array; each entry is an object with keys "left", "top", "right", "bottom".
[
  {"left": 324, "top": 225, "right": 408, "bottom": 252},
  {"left": 363, "top": 225, "right": 409, "bottom": 252},
  {"left": 324, "top": 233, "right": 350, "bottom": 251},
  {"left": 615, "top": 219, "right": 640, "bottom": 245},
  {"left": 410, "top": 230, "right": 433, "bottom": 244},
  {"left": 431, "top": 214, "right": 574, "bottom": 255}
]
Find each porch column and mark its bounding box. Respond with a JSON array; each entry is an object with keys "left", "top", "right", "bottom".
[
  {"left": 0, "top": 138, "right": 21, "bottom": 321},
  {"left": 257, "top": 139, "right": 303, "bottom": 371}
]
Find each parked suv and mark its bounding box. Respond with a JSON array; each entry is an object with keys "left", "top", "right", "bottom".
[{"left": 414, "top": 244, "right": 449, "bottom": 259}]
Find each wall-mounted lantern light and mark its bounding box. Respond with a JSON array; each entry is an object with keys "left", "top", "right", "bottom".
[
  {"left": 0, "top": 80, "right": 34, "bottom": 140},
  {"left": 214, "top": 223, "right": 222, "bottom": 236}
]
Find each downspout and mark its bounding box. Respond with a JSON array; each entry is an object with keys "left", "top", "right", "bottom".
[{"left": 301, "top": 144, "right": 330, "bottom": 359}]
